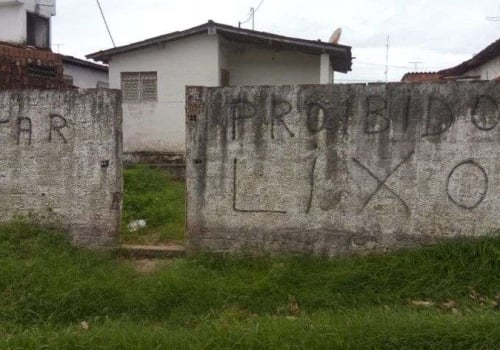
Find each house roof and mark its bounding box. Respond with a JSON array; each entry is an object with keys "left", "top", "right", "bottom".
[
  {"left": 438, "top": 38, "right": 500, "bottom": 77},
  {"left": 401, "top": 72, "right": 442, "bottom": 82},
  {"left": 61, "top": 55, "right": 109, "bottom": 72},
  {"left": 86, "top": 20, "right": 353, "bottom": 73}
]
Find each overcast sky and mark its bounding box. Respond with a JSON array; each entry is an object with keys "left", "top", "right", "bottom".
[{"left": 52, "top": 0, "right": 500, "bottom": 82}]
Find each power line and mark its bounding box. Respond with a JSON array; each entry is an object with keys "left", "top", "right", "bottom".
[
  {"left": 486, "top": 5, "right": 500, "bottom": 21},
  {"left": 355, "top": 61, "right": 442, "bottom": 70},
  {"left": 239, "top": 0, "right": 264, "bottom": 29},
  {"left": 96, "top": 0, "right": 116, "bottom": 47}
]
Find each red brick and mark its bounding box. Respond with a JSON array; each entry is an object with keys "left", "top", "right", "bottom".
[{"left": 0, "top": 41, "right": 68, "bottom": 89}]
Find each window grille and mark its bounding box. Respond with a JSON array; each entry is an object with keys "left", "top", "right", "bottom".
[
  {"left": 121, "top": 72, "right": 157, "bottom": 102},
  {"left": 27, "top": 64, "right": 57, "bottom": 79}
]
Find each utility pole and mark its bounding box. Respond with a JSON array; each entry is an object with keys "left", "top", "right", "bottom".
[
  {"left": 251, "top": 7, "right": 255, "bottom": 30},
  {"left": 409, "top": 61, "right": 423, "bottom": 71},
  {"left": 384, "top": 35, "right": 389, "bottom": 82},
  {"left": 238, "top": 1, "right": 263, "bottom": 30}
]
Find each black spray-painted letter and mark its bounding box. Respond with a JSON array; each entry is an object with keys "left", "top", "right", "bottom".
[
  {"left": 17, "top": 117, "right": 32, "bottom": 145},
  {"left": 48, "top": 114, "right": 68, "bottom": 143}
]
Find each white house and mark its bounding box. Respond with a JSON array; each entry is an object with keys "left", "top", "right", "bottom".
[
  {"left": 439, "top": 38, "right": 500, "bottom": 80},
  {"left": 402, "top": 37, "right": 500, "bottom": 82},
  {"left": 87, "top": 21, "right": 353, "bottom": 162},
  {"left": 62, "top": 55, "right": 109, "bottom": 89},
  {"left": 0, "top": 0, "right": 56, "bottom": 49}
]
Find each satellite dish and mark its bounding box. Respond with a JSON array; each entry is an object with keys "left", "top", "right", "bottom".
[{"left": 329, "top": 28, "right": 342, "bottom": 44}]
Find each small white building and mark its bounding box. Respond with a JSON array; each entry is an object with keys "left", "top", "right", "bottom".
[
  {"left": 0, "top": 0, "right": 56, "bottom": 49},
  {"left": 439, "top": 38, "right": 500, "bottom": 80},
  {"left": 87, "top": 21, "right": 353, "bottom": 161},
  {"left": 403, "top": 37, "right": 500, "bottom": 82},
  {"left": 62, "top": 55, "right": 109, "bottom": 89}
]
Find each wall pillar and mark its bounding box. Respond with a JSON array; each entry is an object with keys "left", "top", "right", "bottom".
[{"left": 320, "top": 53, "right": 333, "bottom": 84}]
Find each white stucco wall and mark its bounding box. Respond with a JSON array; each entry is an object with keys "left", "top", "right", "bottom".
[
  {"left": 222, "top": 43, "right": 321, "bottom": 85},
  {"left": 63, "top": 63, "right": 108, "bottom": 89},
  {"left": 108, "top": 33, "right": 220, "bottom": 153},
  {"left": 467, "top": 56, "right": 500, "bottom": 80},
  {"left": 0, "top": 4, "right": 26, "bottom": 43},
  {"left": 0, "top": 0, "right": 55, "bottom": 44}
]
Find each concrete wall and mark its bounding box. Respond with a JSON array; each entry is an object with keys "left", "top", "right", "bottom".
[
  {"left": 108, "top": 33, "right": 220, "bottom": 154},
  {"left": 467, "top": 56, "right": 500, "bottom": 80},
  {"left": 0, "top": 89, "right": 122, "bottom": 247},
  {"left": 221, "top": 42, "right": 321, "bottom": 86},
  {"left": 186, "top": 82, "right": 500, "bottom": 256},
  {"left": 63, "top": 62, "right": 109, "bottom": 89}
]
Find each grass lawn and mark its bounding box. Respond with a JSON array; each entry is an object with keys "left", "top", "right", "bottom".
[
  {"left": 0, "top": 221, "right": 499, "bottom": 349},
  {"left": 121, "top": 165, "right": 185, "bottom": 245}
]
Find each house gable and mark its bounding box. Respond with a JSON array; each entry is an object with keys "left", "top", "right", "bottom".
[{"left": 87, "top": 21, "right": 352, "bottom": 73}]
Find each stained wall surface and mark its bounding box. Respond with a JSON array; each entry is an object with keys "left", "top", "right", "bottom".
[
  {"left": 186, "top": 82, "right": 500, "bottom": 256},
  {"left": 0, "top": 89, "right": 122, "bottom": 246}
]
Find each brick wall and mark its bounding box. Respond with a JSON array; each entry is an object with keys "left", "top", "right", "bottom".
[{"left": 0, "top": 42, "right": 68, "bottom": 89}]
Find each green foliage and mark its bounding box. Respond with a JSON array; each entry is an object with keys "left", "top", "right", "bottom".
[
  {"left": 121, "top": 165, "right": 185, "bottom": 243},
  {"left": 0, "top": 222, "right": 499, "bottom": 349}
]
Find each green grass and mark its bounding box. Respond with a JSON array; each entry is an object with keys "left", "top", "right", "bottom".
[
  {"left": 121, "top": 165, "right": 185, "bottom": 244},
  {"left": 1, "top": 221, "right": 499, "bottom": 349}
]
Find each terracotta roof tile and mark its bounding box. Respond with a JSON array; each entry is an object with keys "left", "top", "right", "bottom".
[{"left": 401, "top": 72, "right": 442, "bottom": 82}]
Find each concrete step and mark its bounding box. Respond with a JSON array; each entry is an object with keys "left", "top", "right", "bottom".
[
  {"left": 117, "top": 244, "right": 186, "bottom": 259},
  {"left": 147, "top": 163, "right": 185, "bottom": 168},
  {"left": 123, "top": 152, "right": 184, "bottom": 166}
]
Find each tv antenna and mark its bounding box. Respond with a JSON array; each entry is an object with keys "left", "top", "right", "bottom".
[
  {"left": 409, "top": 61, "right": 423, "bottom": 71},
  {"left": 54, "top": 43, "right": 64, "bottom": 53}
]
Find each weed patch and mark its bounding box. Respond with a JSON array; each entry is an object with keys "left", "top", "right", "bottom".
[
  {"left": 0, "top": 222, "right": 499, "bottom": 349},
  {"left": 121, "top": 165, "right": 185, "bottom": 244}
]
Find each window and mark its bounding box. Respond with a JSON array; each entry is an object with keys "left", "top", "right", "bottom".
[
  {"left": 27, "top": 12, "right": 50, "bottom": 49},
  {"left": 121, "top": 72, "right": 157, "bottom": 102}
]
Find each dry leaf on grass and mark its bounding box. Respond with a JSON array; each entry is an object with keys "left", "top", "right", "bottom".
[
  {"left": 440, "top": 300, "right": 457, "bottom": 310},
  {"left": 411, "top": 300, "right": 434, "bottom": 307}
]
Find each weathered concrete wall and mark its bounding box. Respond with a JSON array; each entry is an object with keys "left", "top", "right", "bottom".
[
  {"left": 0, "top": 89, "right": 122, "bottom": 246},
  {"left": 186, "top": 82, "right": 500, "bottom": 256}
]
